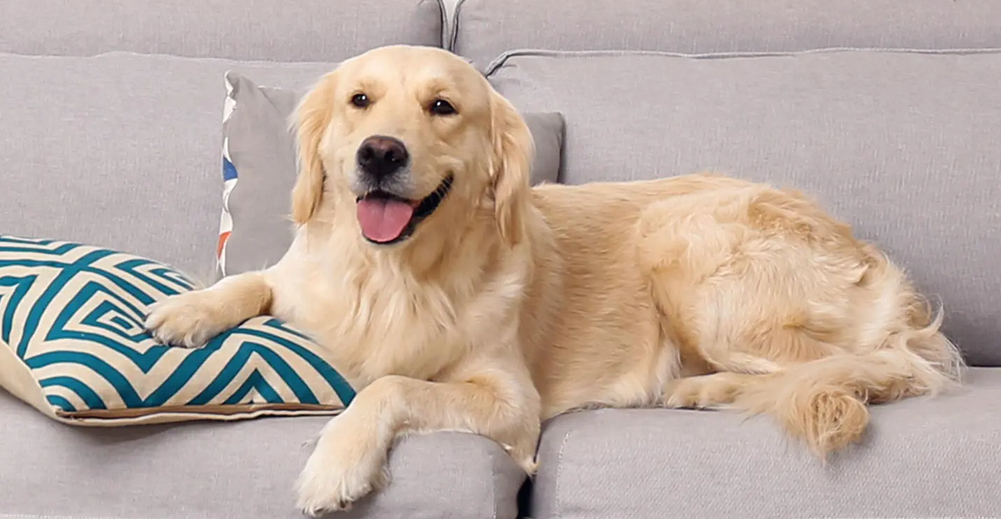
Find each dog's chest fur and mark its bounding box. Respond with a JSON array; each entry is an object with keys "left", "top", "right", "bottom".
[{"left": 271, "top": 236, "right": 526, "bottom": 390}]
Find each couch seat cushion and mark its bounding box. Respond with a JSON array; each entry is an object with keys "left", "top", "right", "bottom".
[
  {"left": 487, "top": 49, "right": 1001, "bottom": 365},
  {"left": 530, "top": 368, "right": 1001, "bottom": 519},
  {"left": 0, "top": 389, "right": 525, "bottom": 519}
]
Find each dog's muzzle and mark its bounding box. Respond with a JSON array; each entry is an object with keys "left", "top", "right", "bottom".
[{"left": 355, "top": 175, "right": 454, "bottom": 246}]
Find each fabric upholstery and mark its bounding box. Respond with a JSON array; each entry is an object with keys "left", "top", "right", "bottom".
[
  {"left": 0, "top": 389, "right": 525, "bottom": 519},
  {"left": 487, "top": 49, "right": 1001, "bottom": 366},
  {"left": 452, "top": 0, "right": 1001, "bottom": 69},
  {"left": 530, "top": 368, "right": 1001, "bottom": 519},
  {"left": 0, "top": 52, "right": 338, "bottom": 279},
  {"left": 218, "top": 72, "right": 565, "bottom": 276},
  {"left": 3, "top": 3, "right": 1000, "bottom": 518},
  {"left": 0, "top": 235, "right": 353, "bottom": 424},
  {"left": 0, "top": 0, "right": 444, "bottom": 62}
]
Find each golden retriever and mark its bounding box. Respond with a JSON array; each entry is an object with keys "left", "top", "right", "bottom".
[{"left": 145, "top": 45, "right": 964, "bottom": 514}]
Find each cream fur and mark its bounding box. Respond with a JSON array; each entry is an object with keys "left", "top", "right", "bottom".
[{"left": 144, "top": 45, "right": 965, "bottom": 515}]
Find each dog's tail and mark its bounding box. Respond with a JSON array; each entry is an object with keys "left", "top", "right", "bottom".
[{"left": 732, "top": 309, "right": 964, "bottom": 458}]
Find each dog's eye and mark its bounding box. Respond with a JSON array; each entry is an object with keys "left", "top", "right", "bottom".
[
  {"left": 351, "top": 93, "right": 370, "bottom": 108},
  {"left": 429, "top": 99, "right": 456, "bottom": 116}
]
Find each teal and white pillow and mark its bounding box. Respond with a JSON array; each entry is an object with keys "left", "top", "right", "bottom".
[{"left": 0, "top": 235, "right": 354, "bottom": 425}]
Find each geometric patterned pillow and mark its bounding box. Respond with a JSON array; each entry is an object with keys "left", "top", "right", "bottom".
[{"left": 0, "top": 235, "right": 354, "bottom": 425}]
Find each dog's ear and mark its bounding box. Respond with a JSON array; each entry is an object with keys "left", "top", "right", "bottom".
[
  {"left": 290, "top": 71, "right": 338, "bottom": 225},
  {"left": 489, "top": 91, "right": 534, "bottom": 247}
]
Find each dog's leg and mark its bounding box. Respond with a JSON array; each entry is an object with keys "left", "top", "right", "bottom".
[
  {"left": 663, "top": 322, "right": 814, "bottom": 409},
  {"left": 295, "top": 362, "right": 540, "bottom": 516},
  {"left": 664, "top": 372, "right": 774, "bottom": 409},
  {"left": 636, "top": 195, "right": 791, "bottom": 411},
  {"left": 646, "top": 189, "right": 963, "bottom": 457},
  {"left": 144, "top": 271, "right": 273, "bottom": 348}
]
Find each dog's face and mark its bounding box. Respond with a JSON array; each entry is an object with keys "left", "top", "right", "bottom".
[{"left": 291, "top": 45, "right": 534, "bottom": 248}]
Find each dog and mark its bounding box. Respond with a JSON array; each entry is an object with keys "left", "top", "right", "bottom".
[{"left": 145, "top": 45, "right": 964, "bottom": 515}]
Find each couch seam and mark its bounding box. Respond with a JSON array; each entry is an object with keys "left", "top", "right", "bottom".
[
  {"left": 424, "top": 0, "right": 448, "bottom": 50},
  {"left": 0, "top": 50, "right": 346, "bottom": 66},
  {"left": 0, "top": 515, "right": 239, "bottom": 519},
  {"left": 482, "top": 46, "right": 1001, "bottom": 77},
  {"left": 552, "top": 428, "right": 573, "bottom": 519},
  {"left": 449, "top": 0, "right": 468, "bottom": 52},
  {"left": 0, "top": 515, "right": 164, "bottom": 519},
  {"left": 491, "top": 445, "right": 498, "bottom": 519}
]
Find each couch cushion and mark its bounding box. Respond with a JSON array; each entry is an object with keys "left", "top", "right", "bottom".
[
  {"left": 218, "top": 71, "right": 566, "bottom": 277},
  {"left": 0, "top": 389, "right": 524, "bottom": 519},
  {"left": 0, "top": 0, "right": 444, "bottom": 61},
  {"left": 452, "top": 0, "right": 1001, "bottom": 69},
  {"left": 487, "top": 49, "right": 1001, "bottom": 366},
  {"left": 0, "top": 52, "right": 341, "bottom": 279},
  {"left": 529, "top": 368, "right": 1001, "bottom": 519}
]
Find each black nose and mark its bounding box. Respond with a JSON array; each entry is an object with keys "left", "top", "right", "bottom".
[{"left": 357, "top": 136, "right": 408, "bottom": 179}]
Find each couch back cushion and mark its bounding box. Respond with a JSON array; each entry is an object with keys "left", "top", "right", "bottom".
[
  {"left": 453, "top": 0, "right": 1001, "bottom": 69},
  {"left": 487, "top": 49, "right": 1001, "bottom": 366},
  {"left": 0, "top": 0, "right": 445, "bottom": 280},
  {"left": 0, "top": 53, "right": 338, "bottom": 280},
  {"left": 0, "top": 0, "right": 444, "bottom": 62}
]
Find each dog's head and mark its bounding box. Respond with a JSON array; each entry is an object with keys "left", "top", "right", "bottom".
[{"left": 291, "top": 45, "right": 534, "bottom": 248}]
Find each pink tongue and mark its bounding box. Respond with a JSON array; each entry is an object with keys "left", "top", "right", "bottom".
[{"left": 356, "top": 198, "right": 416, "bottom": 243}]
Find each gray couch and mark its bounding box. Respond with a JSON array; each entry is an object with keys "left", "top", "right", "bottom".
[{"left": 2, "top": 1, "right": 999, "bottom": 518}]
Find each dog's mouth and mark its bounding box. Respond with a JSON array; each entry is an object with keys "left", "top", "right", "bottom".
[{"left": 355, "top": 175, "right": 453, "bottom": 245}]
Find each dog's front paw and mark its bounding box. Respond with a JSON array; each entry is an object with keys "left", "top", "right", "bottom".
[
  {"left": 295, "top": 417, "right": 389, "bottom": 516},
  {"left": 144, "top": 291, "right": 228, "bottom": 348}
]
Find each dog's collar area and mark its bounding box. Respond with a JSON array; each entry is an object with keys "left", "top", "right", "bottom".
[{"left": 359, "top": 174, "right": 454, "bottom": 246}]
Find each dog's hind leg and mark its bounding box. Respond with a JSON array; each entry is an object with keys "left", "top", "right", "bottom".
[
  {"left": 636, "top": 190, "right": 849, "bottom": 414},
  {"left": 641, "top": 188, "right": 963, "bottom": 458},
  {"left": 636, "top": 190, "right": 836, "bottom": 368}
]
